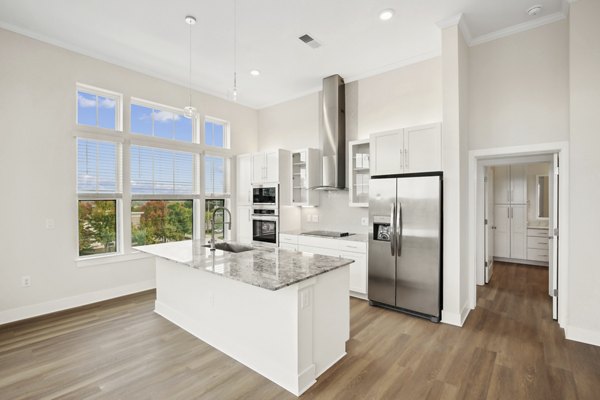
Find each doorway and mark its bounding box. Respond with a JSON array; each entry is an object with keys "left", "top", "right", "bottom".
[{"left": 468, "top": 142, "right": 569, "bottom": 327}]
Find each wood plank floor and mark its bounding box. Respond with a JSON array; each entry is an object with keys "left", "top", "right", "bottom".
[{"left": 1, "top": 261, "right": 599, "bottom": 399}]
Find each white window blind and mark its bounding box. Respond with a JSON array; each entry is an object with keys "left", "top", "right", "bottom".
[
  {"left": 130, "top": 145, "right": 194, "bottom": 195},
  {"left": 205, "top": 155, "right": 228, "bottom": 197},
  {"left": 77, "top": 139, "right": 120, "bottom": 194}
]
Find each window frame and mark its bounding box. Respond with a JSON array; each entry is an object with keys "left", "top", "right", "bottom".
[
  {"left": 204, "top": 116, "right": 230, "bottom": 149},
  {"left": 76, "top": 83, "right": 123, "bottom": 132}
]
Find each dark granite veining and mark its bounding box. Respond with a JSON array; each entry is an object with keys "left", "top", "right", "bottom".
[{"left": 135, "top": 240, "right": 354, "bottom": 291}]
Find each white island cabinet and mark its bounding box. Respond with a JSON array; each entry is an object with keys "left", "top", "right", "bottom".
[{"left": 135, "top": 240, "right": 353, "bottom": 396}]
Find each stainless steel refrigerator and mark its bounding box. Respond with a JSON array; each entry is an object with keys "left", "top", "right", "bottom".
[{"left": 368, "top": 172, "right": 442, "bottom": 322}]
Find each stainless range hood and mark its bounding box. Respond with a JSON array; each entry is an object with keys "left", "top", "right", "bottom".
[{"left": 312, "top": 74, "right": 346, "bottom": 191}]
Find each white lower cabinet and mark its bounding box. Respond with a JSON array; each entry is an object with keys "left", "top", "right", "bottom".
[
  {"left": 527, "top": 228, "right": 549, "bottom": 263},
  {"left": 282, "top": 235, "right": 368, "bottom": 297}
]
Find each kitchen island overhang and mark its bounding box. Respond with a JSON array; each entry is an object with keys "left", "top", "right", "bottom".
[{"left": 135, "top": 240, "right": 354, "bottom": 396}]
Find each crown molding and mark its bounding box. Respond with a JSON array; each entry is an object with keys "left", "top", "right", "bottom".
[
  {"left": 436, "top": 13, "right": 464, "bottom": 30},
  {"left": 436, "top": 13, "right": 472, "bottom": 45},
  {"left": 469, "top": 11, "right": 567, "bottom": 47},
  {"left": 0, "top": 21, "right": 261, "bottom": 109}
]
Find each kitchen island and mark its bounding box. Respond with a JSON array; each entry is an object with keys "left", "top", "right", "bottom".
[{"left": 135, "top": 240, "right": 354, "bottom": 396}]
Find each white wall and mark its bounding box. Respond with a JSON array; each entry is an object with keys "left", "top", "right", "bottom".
[
  {"left": 0, "top": 29, "right": 258, "bottom": 321},
  {"left": 257, "top": 58, "right": 442, "bottom": 233},
  {"left": 567, "top": 0, "right": 600, "bottom": 345},
  {"left": 469, "top": 20, "right": 569, "bottom": 150}
]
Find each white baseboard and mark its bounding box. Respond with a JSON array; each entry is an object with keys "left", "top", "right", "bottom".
[
  {"left": 0, "top": 279, "right": 156, "bottom": 325},
  {"left": 441, "top": 303, "right": 471, "bottom": 327},
  {"left": 565, "top": 325, "right": 600, "bottom": 347}
]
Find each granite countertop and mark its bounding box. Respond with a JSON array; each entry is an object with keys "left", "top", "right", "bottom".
[
  {"left": 280, "top": 230, "right": 368, "bottom": 243},
  {"left": 135, "top": 240, "right": 354, "bottom": 291}
]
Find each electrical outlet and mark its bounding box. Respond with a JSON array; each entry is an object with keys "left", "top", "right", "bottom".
[
  {"left": 45, "top": 219, "right": 55, "bottom": 229},
  {"left": 311, "top": 214, "right": 319, "bottom": 223},
  {"left": 208, "top": 292, "right": 214, "bottom": 307},
  {"left": 21, "top": 276, "right": 31, "bottom": 287},
  {"left": 361, "top": 217, "right": 368, "bottom": 226}
]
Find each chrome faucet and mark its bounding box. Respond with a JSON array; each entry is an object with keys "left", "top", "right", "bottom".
[{"left": 210, "top": 207, "right": 232, "bottom": 250}]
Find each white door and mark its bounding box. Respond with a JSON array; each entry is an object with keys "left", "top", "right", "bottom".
[
  {"left": 236, "top": 205, "right": 252, "bottom": 244},
  {"left": 550, "top": 154, "right": 559, "bottom": 320},
  {"left": 485, "top": 169, "right": 495, "bottom": 283},
  {"left": 510, "top": 205, "right": 527, "bottom": 259},
  {"left": 493, "top": 205, "right": 510, "bottom": 258},
  {"left": 236, "top": 154, "right": 252, "bottom": 206},
  {"left": 370, "top": 130, "right": 403, "bottom": 176},
  {"left": 265, "top": 151, "right": 279, "bottom": 182},
  {"left": 510, "top": 165, "right": 527, "bottom": 204},
  {"left": 494, "top": 166, "right": 511, "bottom": 204},
  {"left": 404, "top": 123, "right": 442, "bottom": 173},
  {"left": 251, "top": 153, "right": 265, "bottom": 184}
]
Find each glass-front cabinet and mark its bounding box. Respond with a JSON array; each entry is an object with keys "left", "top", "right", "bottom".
[
  {"left": 291, "top": 148, "right": 320, "bottom": 207},
  {"left": 349, "top": 139, "right": 370, "bottom": 207}
]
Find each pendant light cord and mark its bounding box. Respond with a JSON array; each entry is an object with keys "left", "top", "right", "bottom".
[
  {"left": 233, "top": 0, "right": 238, "bottom": 97},
  {"left": 188, "top": 20, "right": 193, "bottom": 107}
]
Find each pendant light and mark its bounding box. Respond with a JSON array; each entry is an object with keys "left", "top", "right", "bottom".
[
  {"left": 232, "top": 0, "right": 238, "bottom": 102},
  {"left": 184, "top": 15, "right": 197, "bottom": 117}
]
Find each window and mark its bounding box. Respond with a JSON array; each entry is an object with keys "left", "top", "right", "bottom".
[
  {"left": 204, "top": 155, "right": 230, "bottom": 240},
  {"left": 130, "top": 146, "right": 196, "bottom": 246},
  {"left": 204, "top": 118, "right": 229, "bottom": 148},
  {"left": 76, "top": 85, "right": 121, "bottom": 130},
  {"left": 131, "top": 200, "right": 193, "bottom": 246},
  {"left": 76, "top": 85, "right": 234, "bottom": 260},
  {"left": 77, "top": 139, "right": 121, "bottom": 256},
  {"left": 131, "top": 101, "right": 193, "bottom": 142},
  {"left": 205, "top": 155, "right": 228, "bottom": 196}
]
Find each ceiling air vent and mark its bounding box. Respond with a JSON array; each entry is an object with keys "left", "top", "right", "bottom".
[{"left": 299, "top": 34, "right": 321, "bottom": 49}]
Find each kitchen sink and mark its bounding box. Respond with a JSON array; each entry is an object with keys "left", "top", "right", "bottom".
[{"left": 202, "top": 243, "right": 255, "bottom": 253}]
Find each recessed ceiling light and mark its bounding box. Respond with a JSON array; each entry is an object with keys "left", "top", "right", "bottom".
[
  {"left": 379, "top": 9, "right": 395, "bottom": 21},
  {"left": 250, "top": 69, "right": 261, "bottom": 77},
  {"left": 527, "top": 5, "right": 543, "bottom": 16}
]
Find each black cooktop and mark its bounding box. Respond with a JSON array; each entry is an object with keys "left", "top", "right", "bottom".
[{"left": 301, "top": 230, "right": 350, "bottom": 238}]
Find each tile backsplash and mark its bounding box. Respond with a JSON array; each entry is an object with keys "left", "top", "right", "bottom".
[{"left": 301, "top": 190, "right": 369, "bottom": 234}]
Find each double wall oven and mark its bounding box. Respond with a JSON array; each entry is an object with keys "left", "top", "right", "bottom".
[{"left": 251, "top": 184, "right": 279, "bottom": 246}]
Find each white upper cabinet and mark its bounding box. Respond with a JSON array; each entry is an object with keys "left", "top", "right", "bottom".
[
  {"left": 494, "top": 166, "right": 511, "bottom": 204},
  {"left": 291, "top": 148, "right": 320, "bottom": 207},
  {"left": 370, "top": 123, "right": 442, "bottom": 176},
  {"left": 252, "top": 153, "right": 265, "bottom": 183},
  {"left": 493, "top": 165, "right": 527, "bottom": 205},
  {"left": 265, "top": 151, "right": 280, "bottom": 183},
  {"left": 404, "top": 123, "right": 442, "bottom": 173},
  {"left": 236, "top": 154, "right": 252, "bottom": 206},
  {"left": 370, "top": 130, "right": 403, "bottom": 176},
  {"left": 348, "top": 139, "right": 370, "bottom": 207},
  {"left": 509, "top": 165, "right": 527, "bottom": 204}
]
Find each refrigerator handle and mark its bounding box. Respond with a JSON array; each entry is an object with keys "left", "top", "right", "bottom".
[
  {"left": 390, "top": 203, "right": 396, "bottom": 256},
  {"left": 397, "top": 201, "right": 403, "bottom": 257}
]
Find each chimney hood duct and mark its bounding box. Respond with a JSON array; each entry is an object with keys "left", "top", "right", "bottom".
[{"left": 312, "top": 75, "right": 346, "bottom": 191}]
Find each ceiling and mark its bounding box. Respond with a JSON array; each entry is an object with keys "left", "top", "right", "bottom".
[{"left": 0, "top": 0, "right": 566, "bottom": 109}]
